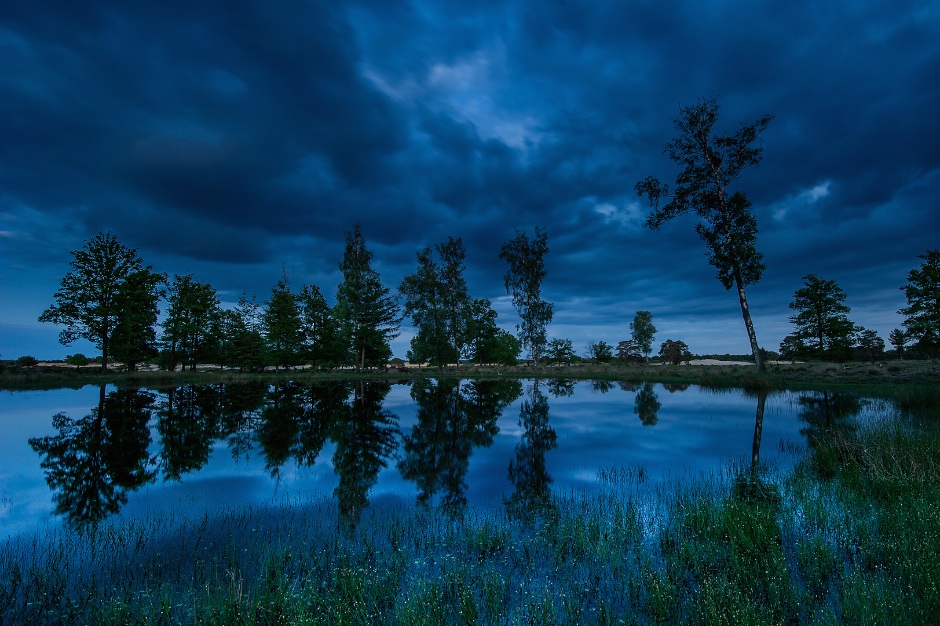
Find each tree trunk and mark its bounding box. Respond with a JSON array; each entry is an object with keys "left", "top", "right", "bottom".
[{"left": 735, "top": 277, "right": 765, "bottom": 373}]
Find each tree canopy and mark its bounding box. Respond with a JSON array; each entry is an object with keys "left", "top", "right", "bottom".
[
  {"left": 786, "top": 274, "right": 856, "bottom": 360},
  {"left": 39, "top": 232, "right": 153, "bottom": 371},
  {"left": 499, "top": 227, "right": 554, "bottom": 366},
  {"left": 900, "top": 248, "right": 940, "bottom": 354},
  {"left": 335, "top": 223, "right": 400, "bottom": 370},
  {"left": 635, "top": 98, "right": 772, "bottom": 372}
]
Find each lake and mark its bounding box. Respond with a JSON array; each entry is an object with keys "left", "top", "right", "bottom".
[{"left": 0, "top": 379, "right": 876, "bottom": 537}]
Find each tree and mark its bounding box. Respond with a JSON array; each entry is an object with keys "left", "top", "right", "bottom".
[
  {"left": 335, "top": 223, "right": 400, "bottom": 370},
  {"left": 499, "top": 227, "right": 554, "bottom": 366},
  {"left": 161, "top": 274, "right": 220, "bottom": 371},
  {"left": 854, "top": 327, "right": 885, "bottom": 362},
  {"left": 899, "top": 248, "right": 940, "bottom": 354},
  {"left": 586, "top": 340, "right": 614, "bottom": 364},
  {"left": 299, "top": 283, "right": 344, "bottom": 366},
  {"left": 110, "top": 269, "right": 165, "bottom": 371},
  {"left": 39, "top": 232, "right": 153, "bottom": 371},
  {"left": 659, "top": 339, "right": 691, "bottom": 365},
  {"left": 264, "top": 273, "right": 303, "bottom": 370},
  {"left": 546, "top": 338, "right": 576, "bottom": 364},
  {"left": 787, "top": 274, "right": 856, "bottom": 360},
  {"left": 888, "top": 328, "right": 908, "bottom": 360},
  {"left": 778, "top": 335, "right": 802, "bottom": 362},
  {"left": 635, "top": 98, "right": 772, "bottom": 372},
  {"left": 228, "top": 292, "right": 267, "bottom": 371},
  {"left": 630, "top": 311, "right": 657, "bottom": 363},
  {"left": 616, "top": 339, "right": 643, "bottom": 362}
]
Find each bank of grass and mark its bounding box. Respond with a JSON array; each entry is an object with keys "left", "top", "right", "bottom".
[
  {"left": 3, "top": 405, "right": 939, "bottom": 625},
  {"left": 3, "top": 358, "right": 939, "bottom": 396}
]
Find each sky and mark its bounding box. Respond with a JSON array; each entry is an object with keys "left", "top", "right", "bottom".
[{"left": 1, "top": 0, "right": 938, "bottom": 362}]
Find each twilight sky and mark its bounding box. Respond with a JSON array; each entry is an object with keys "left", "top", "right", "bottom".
[{"left": 1, "top": 0, "right": 938, "bottom": 361}]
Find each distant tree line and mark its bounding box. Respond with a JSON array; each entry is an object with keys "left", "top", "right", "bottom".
[{"left": 38, "top": 225, "right": 554, "bottom": 372}]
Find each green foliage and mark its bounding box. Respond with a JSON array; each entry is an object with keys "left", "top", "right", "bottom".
[
  {"left": 545, "top": 337, "right": 576, "bottom": 364},
  {"left": 65, "top": 353, "right": 90, "bottom": 366},
  {"left": 499, "top": 227, "right": 554, "bottom": 366},
  {"left": 900, "top": 248, "right": 940, "bottom": 354},
  {"left": 39, "top": 231, "right": 151, "bottom": 370},
  {"left": 15, "top": 355, "right": 39, "bottom": 367},
  {"left": 335, "top": 223, "right": 400, "bottom": 370},
  {"left": 788, "top": 274, "right": 856, "bottom": 360},
  {"left": 635, "top": 98, "right": 771, "bottom": 372},
  {"left": 585, "top": 339, "right": 614, "bottom": 363},
  {"left": 630, "top": 310, "right": 657, "bottom": 362},
  {"left": 888, "top": 328, "right": 908, "bottom": 359}
]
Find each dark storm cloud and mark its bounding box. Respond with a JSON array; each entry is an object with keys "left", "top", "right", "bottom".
[{"left": 2, "top": 0, "right": 938, "bottom": 359}]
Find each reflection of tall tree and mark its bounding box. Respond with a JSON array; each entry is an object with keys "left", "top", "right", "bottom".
[
  {"left": 257, "top": 382, "right": 305, "bottom": 477},
  {"left": 634, "top": 383, "right": 662, "bottom": 426},
  {"left": 399, "top": 379, "right": 513, "bottom": 514},
  {"left": 733, "top": 390, "right": 780, "bottom": 505},
  {"left": 217, "top": 382, "right": 269, "bottom": 460},
  {"left": 156, "top": 384, "right": 222, "bottom": 480},
  {"left": 29, "top": 386, "right": 156, "bottom": 526},
  {"left": 294, "top": 381, "right": 350, "bottom": 467},
  {"left": 332, "top": 381, "right": 399, "bottom": 527},
  {"left": 505, "top": 382, "right": 557, "bottom": 520}
]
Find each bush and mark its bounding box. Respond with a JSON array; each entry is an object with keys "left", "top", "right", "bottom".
[
  {"left": 16, "top": 355, "right": 39, "bottom": 367},
  {"left": 66, "top": 353, "right": 91, "bottom": 366}
]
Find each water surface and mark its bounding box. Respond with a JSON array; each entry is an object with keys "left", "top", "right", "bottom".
[{"left": 0, "top": 379, "right": 874, "bottom": 537}]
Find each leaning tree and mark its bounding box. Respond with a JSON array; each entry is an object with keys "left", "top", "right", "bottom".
[{"left": 636, "top": 98, "right": 773, "bottom": 372}]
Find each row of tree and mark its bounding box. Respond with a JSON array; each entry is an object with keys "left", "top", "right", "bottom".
[
  {"left": 780, "top": 254, "right": 940, "bottom": 361},
  {"left": 39, "top": 225, "right": 560, "bottom": 372}
]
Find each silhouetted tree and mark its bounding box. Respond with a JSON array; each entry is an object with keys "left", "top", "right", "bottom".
[
  {"left": 787, "top": 274, "right": 856, "bottom": 360},
  {"left": 659, "top": 339, "right": 691, "bottom": 365},
  {"left": 161, "top": 274, "right": 220, "bottom": 371},
  {"left": 630, "top": 311, "right": 657, "bottom": 363},
  {"left": 39, "top": 232, "right": 154, "bottom": 371},
  {"left": 854, "top": 327, "right": 885, "bottom": 362},
  {"left": 335, "top": 223, "right": 400, "bottom": 370},
  {"left": 888, "top": 328, "right": 907, "bottom": 360},
  {"left": 264, "top": 273, "right": 303, "bottom": 370},
  {"left": 636, "top": 98, "right": 772, "bottom": 372},
  {"left": 616, "top": 339, "right": 643, "bottom": 362},
  {"left": 499, "top": 227, "right": 553, "bottom": 366},
  {"left": 466, "top": 298, "right": 520, "bottom": 364},
  {"left": 586, "top": 340, "right": 614, "bottom": 363},
  {"left": 110, "top": 269, "right": 165, "bottom": 371},
  {"left": 299, "top": 284, "right": 345, "bottom": 366},
  {"left": 546, "top": 337, "right": 576, "bottom": 364},
  {"left": 900, "top": 248, "right": 940, "bottom": 355}
]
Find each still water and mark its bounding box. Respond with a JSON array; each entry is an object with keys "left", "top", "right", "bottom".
[{"left": 0, "top": 379, "right": 874, "bottom": 537}]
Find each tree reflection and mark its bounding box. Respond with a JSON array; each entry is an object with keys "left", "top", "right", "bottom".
[
  {"left": 634, "top": 382, "right": 661, "bottom": 426},
  {"left": 505, "top": 382, "right": 557, "bottom": 521},
  {"left": 590, "top": 379, "right": 615, "bottom": 393},
  {"left": 217, "top": 382, "right": 268, "bottom": 460},
  {"left": 156, "top": 384, "right": 223, "bottom": 480},
  {"left": 797, "top": 391, "right": 863, "bottom": 479},
  {"left": 399, "top": 379, "right": 518, "bottom": 515},
  {"left": 29, "top": 386, "right": 157, "bottom": 527},
  {"left": 732, "top": 390, "right": 778, "bottom": 504},
  {"left": 332, "top": 380, "right": 400, "bottom": 528},
  {"left": 545, "top": 378, "right": 575, "bottom": 397}
]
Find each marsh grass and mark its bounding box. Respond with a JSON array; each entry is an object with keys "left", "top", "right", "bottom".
[{"left": 3, "top": 399, "right": 939, "bottom": 624}]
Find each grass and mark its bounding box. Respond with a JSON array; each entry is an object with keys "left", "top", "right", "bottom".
[{"left": 3, "top": 391, "right": 939, "bottom": 625}]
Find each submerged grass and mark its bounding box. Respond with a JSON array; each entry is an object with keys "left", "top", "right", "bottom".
[{"left": 3, "top": 393, "right": 939, "bottom": 624}]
